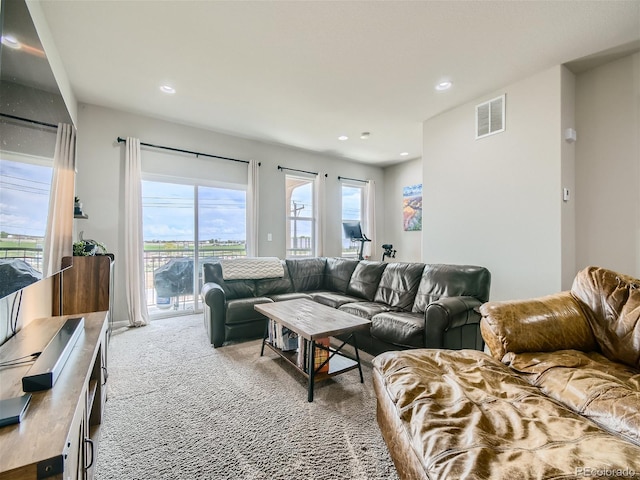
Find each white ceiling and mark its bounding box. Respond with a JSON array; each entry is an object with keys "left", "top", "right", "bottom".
[{"left": 33, "top": 0, "right": 640, "bottom": 166}]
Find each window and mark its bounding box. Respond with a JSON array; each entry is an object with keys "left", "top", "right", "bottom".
[
  {"left": 341, "top": 184, "right": 364, "bottom": 256},
  {"left": 285, "top": 175, "right": 314, "bottom": 257},
  {"left": 142, "top": 177, "right": 246, "bottom": 316}
]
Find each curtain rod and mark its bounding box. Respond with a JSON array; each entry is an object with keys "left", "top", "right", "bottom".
[
  {"left": 277, "top": 165, "right": 327, "bottom": 177},
  {"left": 338, "top": 175, "right": 367, "bottom": 184},
  {"left": 116, "top": 137, "right": 250, "bottom": 164},
  {"left": 0, "top": 113, "right": 58, "bottom": 129}
]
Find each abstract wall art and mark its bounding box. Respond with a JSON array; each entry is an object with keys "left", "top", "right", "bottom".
[{"left": 403, "top": 184, "right": 422, "bottom": 231}]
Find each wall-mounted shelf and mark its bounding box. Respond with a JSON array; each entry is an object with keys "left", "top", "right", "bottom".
[{"left": 74, "top": 213, "right": 89, "bottom": 219}]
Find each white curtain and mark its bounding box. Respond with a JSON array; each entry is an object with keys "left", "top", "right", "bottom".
[
  {"left": 364, "top": 180, "right": 376, "bottom": 259},
  {"left": 246, "top": 159, "right": 259, "bottom": 257},
  {"left": 43, "top": 123, "right": 75, "bottom": 278},
  {"left": 124, "top": 138, "right": 150, "bottom": 327},
  {"left": 314, "top": 173, "right": 326, "bottom": 257}
]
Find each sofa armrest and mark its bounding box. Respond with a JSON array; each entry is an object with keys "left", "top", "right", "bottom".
[
  {"left": 479, "top": 291, "right": 598, "bottom": 361},
  {"left": 202, "top": 282, "right": 226, "bottom": 347},
  {"left": 424, "top": 296, "right": 482, "bottom": 348}
]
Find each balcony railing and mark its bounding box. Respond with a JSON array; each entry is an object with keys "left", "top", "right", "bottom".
[
  {"left": 144, "top": 246, "right": 245, "bottom": 314},
  {"left": 0, "top": 244, "right": 246, "bottom": 316},
  {"left": 0, "top": 247, "right": 44, "bottom": 272}
]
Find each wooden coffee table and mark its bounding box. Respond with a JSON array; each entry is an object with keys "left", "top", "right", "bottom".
[{"left": 255, "top": 298, "right": 371, "bottom": 402}]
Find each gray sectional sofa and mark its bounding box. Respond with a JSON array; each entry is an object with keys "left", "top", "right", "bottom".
[{"left": 201, "top": 257, "right": 491, "bottom": 356}]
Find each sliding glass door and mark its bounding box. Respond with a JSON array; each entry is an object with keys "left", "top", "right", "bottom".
[{"left": 142, "top": 178, "right": 246, "bottom": 318}]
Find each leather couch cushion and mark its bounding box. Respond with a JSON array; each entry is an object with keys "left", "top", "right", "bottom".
[
  {"left": 202, "top": 262, "right": 255, "bottom": 300},
  {"left": 480, "top": 291, "right": 598, "bottom": 361},
  {"left": 226, "top": 297, "right": 273, "bottom": 325},
  {"left": 413, "top": 264, "right": 491, "bottom": 313},
  {"left": 339, "top": 301, "right": 399, "bottom": 320},
  {"left": 255, "top": 260, "right": 293, "bottom": 296},
  {"left": 373, "top": 349, "right": 640, "bottom": 480},
  {"left": 286, "top": 257, "right": 326, "bottom": 292},
  {"left": 374, "top": 262, "right": 424, "bottom": 310},
  {"left": 370, "top": 311, "right": 424, "bottom": 348},
  {"left": 310, "top": 291, "right": 363, "bottom": 309},
  {"left": 346, "top": 261, "right": 387, "bottom": 301},
  {"left": 324, "top": 257, "right": 359, "bottom": 293},
  {"left": 503, "top": 349, "right": 640, "bottom": 447},
  {"left": 571, "top": 266, "right": 640, "bottom": 369},
  {"left": 268, "top": 292, "right": 311, "bottom": 302}
]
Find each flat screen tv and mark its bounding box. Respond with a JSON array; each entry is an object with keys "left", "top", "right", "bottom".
[{"left": 0, "top": 0, "right": 76, "bottom": 302}]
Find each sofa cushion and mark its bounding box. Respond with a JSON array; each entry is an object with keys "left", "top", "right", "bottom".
[
  {"left": 268, "top": 292, "right": 311, "bottom": 302},
  {"left": 285, "top": 257, "right": 327, "bottom": 292},
  {"left": 503, "top": 349, "right": 640, "bottom": 447},
  {"left": 339, "top": 301, "right": 399, "bottom": 320},
  {"left": 254, "top": 260, "right": 293, "bottom": 296},
  {"left": 480, "top": 291, "right": 598, "bottom": 361},
  {"left": 374, "top": 262, "right": 424, "bottom": 310},
  {"left": 324, "top": 257, "right": 359, "bottom": 293},
  {"left": 571, "top": 266, "right": 640, "bottom": 369},
  {"left": 202, "top": 262, "right": 255, "bottom": 300},
  {"left": 226, "top": 297, "right": 273, "bottom": 325},
  {"left": 413, "top": 264, "right": 491, "bottom": 313},
  {"left": 309, "top": 291, "right": 363, "bottom": 309},
  {"left": 370, "top": 311, "right": 424, "bottom": 348},
  {"left": 346, "top": 261, "right": 387, "bottom": 301},
  {"left": 373, "top": 348, "right": 640, "bottom": 480}
]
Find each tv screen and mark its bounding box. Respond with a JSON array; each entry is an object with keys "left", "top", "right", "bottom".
[
  {"left": 342, "top": 221, "right": 364, "bottom": 240},
  {"left": 0, "top": 0, "right": 76, "bottom": 302}
]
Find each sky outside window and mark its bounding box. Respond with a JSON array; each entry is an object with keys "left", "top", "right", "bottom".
[
  {"left": 142, "top": 180, "right": 246, "bottom": 242},
  {"left": 0, "top": 158, "right": 52, "bottom": 238},
  {"left": 342, "top": 184, "right": 363, "bottom": 253}
]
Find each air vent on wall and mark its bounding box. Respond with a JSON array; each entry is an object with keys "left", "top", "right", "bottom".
[{"left": 476, "top": 94, "right": 505, "bottom": 139}]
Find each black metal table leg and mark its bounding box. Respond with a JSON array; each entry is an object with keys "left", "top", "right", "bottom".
[
  {"left": 352, "top": 334, "right": 364, "bottom": 383},
  {"left": 307, "top": 339, "right": 316, "bottom": 402},
  {"left": 260, "top": 319, "right": 269, "bottom": 356}
]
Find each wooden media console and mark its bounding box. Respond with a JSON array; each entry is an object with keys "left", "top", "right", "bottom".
[{"left": 0, "top": 311, "right": 108, "bottom": 480}]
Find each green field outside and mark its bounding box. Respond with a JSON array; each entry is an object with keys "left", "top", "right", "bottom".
[
  {"left": 144, "top": 242, "right": 246, "bottom": 254},
  {"left": 0, "top": 239, "right": 41, "bottom": 248}
]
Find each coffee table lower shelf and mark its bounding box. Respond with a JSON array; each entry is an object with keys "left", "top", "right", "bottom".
[{"left": 261, "top": 336, "right": 364, "bottom": 402}]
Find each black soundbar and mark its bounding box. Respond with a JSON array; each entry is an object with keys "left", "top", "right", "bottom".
[{"left": 22, "top": 317, "right": 85, "bottom": 392}]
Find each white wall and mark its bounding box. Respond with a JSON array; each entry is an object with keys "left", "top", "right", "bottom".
[
  {"left": 575, "top": 52, "right": 640, "bottom": 277},
  {"left": 74, "top": 104, "right": 385, "bottom": 323},
  {"left": 560, "top": 66, "right": 577, "bottom": 290},
  {"left": 382, "top": 158, "right": 423, "bottom": 262},
  {"left": 422, "top": 66, "right": 566, "bottom": 301}
]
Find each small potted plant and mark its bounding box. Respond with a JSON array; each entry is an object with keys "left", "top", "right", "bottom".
[{"left": 73, "top": 232, "right": 107, "bottom": 256}]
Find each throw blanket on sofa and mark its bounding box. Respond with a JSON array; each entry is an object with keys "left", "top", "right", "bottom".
[{"left": 220, "top": 257, "right": 284, "bottom": 280}]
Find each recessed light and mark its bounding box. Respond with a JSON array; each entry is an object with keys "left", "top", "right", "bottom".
[
  {"left": 400, "top": 152, "right": 409, "bottom": 156},
  {"left": 160, "top": 85, "right": 176, "bottom": 94},
  {"left": 360, "top": 132, "right": 370, "bottom": 140},
  {"left": 338, "top": 135, "right": 349, "bottom": 141},
  {"left": 1, "top": 35, "right": 21, "bottom": 49},
  {"left": 435, "top": 81, "right": 452, "bottom": 91}
]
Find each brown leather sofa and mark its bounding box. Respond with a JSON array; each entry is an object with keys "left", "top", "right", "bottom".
[
  {"left": 372, "top": 266, "right": 640, "bottom": 480},
  {"left": 201, "top": 257, "right": 491, "bottom": 356}
]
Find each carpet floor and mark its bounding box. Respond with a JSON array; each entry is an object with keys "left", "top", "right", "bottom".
[{"left": 95, "top": 314, "right": 399, "bottom": 480}]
